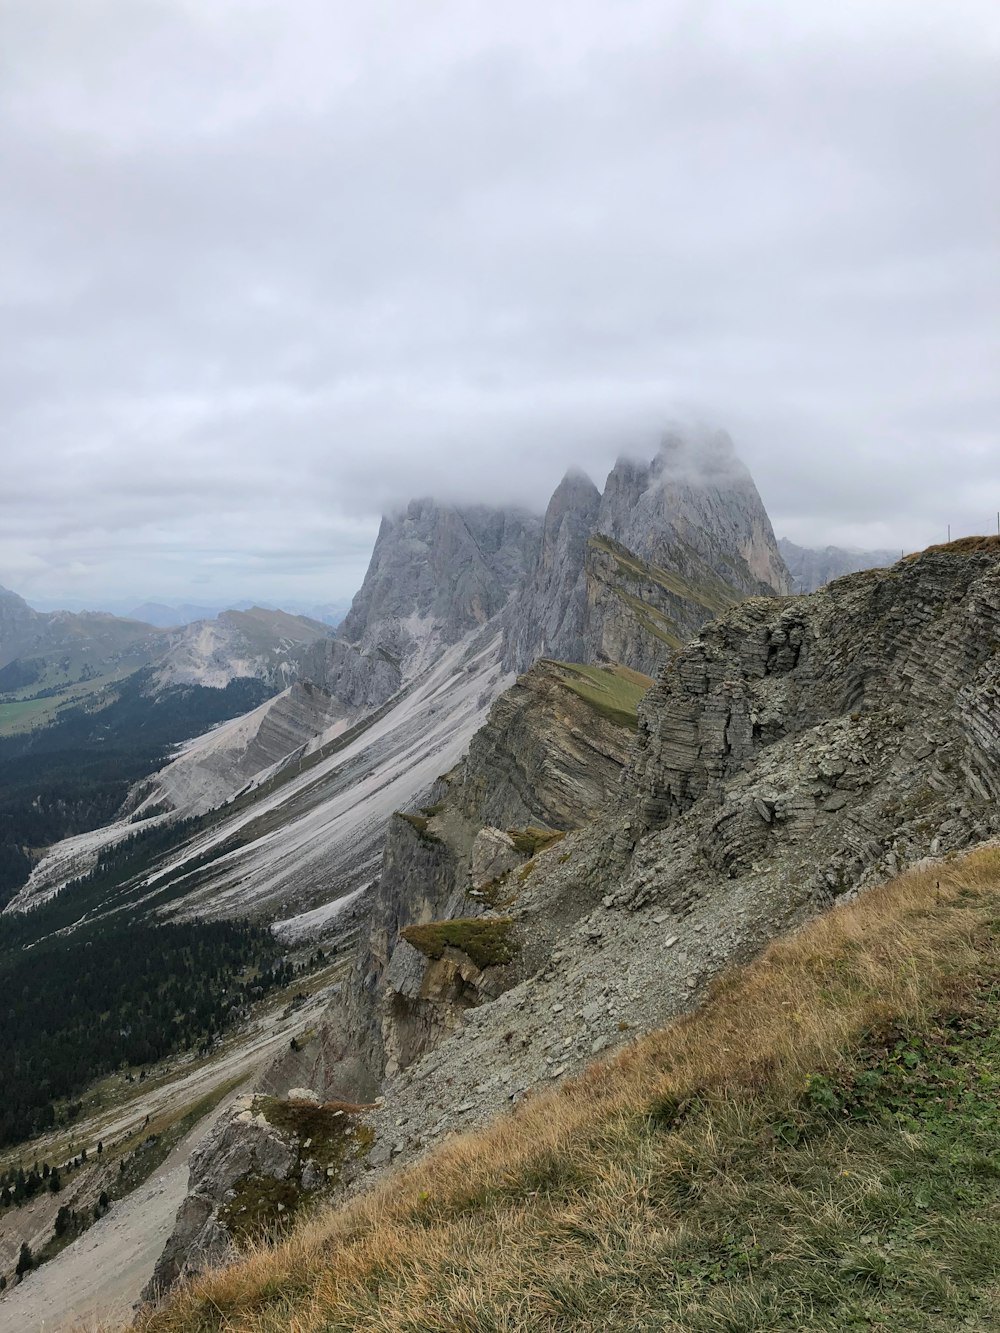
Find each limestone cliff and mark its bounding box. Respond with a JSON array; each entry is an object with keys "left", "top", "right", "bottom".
[
  {"left": 597, "top": 430, "right": 789, "bottom": 594},
  {"left": 503, "top": 430, "right": 790, "bottom": 676},
  {"left": 341, "top": 500, "right": 541, "bottom": 677},
  {"left": 501, "top": 471, "right": 602, "bottom": 671}
]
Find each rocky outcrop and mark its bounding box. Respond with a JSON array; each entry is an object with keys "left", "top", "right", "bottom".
[
  {"left": 596, "top": 430, "right": 790, "bottom": 596},
  {"left": 778, "top": 537, "right": 899, "bottom": 593},
  {"left": 502, "top": 470, "right": 601, "bottom": 671},
  {"left": 627, "top": 544, "right": 1000, "bottom": 865},
  {"left": 580, "top": 533, "right": 743, "bottom": 676},
  {"left": 454, "top": 658, "right": 644, "bottom": 831},
  {"left": 360, "top": 658, "right": 648, "bottom": 1080},
  {"left": 144, "top": 1090, "right": 372, "bottom": 1302}
]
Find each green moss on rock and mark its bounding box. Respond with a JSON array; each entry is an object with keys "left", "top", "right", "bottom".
[
  {"left": 218, "top": 1174, "right": 302, "bottom": 1243},
  {"left": 506, "top": 826, "right": 566, "bottom": 856},
  {"left": 400, "top": 917, "right": 520, "bottom": 969},
  {"left": 220, "top": 1098, "right": 374, "bottom": 1243},
  {"left": 396, "top": 811, "right": 442, "bottom": 845}
]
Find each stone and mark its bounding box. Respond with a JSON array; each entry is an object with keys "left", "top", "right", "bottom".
[{"left": 287, "top": 1088, "right": 321, "bottom": 1105}]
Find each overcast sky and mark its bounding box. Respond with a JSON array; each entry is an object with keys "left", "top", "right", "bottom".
[{"left": 2, "top": 0, "right": 997, "bottom": 610}]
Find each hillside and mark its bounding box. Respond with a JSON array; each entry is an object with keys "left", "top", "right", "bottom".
[{"left": 127, "top": 844, "right": 1000, "bottom": 1332}]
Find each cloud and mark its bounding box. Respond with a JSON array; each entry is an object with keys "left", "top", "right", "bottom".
[{"left": 1, "top": 0, "right": 997, "bottom": 605}]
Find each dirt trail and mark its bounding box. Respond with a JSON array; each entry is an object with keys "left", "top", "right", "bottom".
[
  {"left": 0, "top": 1090, "right": 229, "bottom": 1333},
  {"left": 0, "top": 981, "right": 339, "bottom": 1332}
]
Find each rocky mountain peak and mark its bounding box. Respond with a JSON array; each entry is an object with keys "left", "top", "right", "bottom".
[
  {"left": 504, "top": 430, "right": 790, "bottom": 674},
  {"left": 339, "top": 499, "right": 542, "bottom": 676},
  {"left": 500, "top": 469, "right": 602, "bottom": 672},
  {"left": 597, "top": 428, "right": 789, "bottom": 596}
]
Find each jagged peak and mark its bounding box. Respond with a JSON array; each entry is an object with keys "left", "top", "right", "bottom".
[{"left": 552, "top": 465, "right": 600, "bottom": 498}]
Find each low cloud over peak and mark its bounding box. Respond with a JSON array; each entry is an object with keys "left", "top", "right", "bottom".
[{"left": 2, "top": 1, "right": 997, "bottom": 606}]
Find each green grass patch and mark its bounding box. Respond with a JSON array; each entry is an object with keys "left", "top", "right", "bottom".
[
  {"left": 400, "top": 917, "right": 520, "bottom": 969},
  {"left": 547, "top": 660, "right": 652, "bottom": 730},
  {"left": 506, "top": 826, "right": 566, "bottom": 857},
  {"left": 396, "top": 811, "right": 443, "bottom": 845}
]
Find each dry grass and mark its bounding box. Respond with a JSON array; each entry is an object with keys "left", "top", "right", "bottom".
[
  {"left": 125, "top": 847, "right": 1000, "bottom": 1332},
  {"left": 903, "top": 534, "right": 1000, "bottom": 560}
]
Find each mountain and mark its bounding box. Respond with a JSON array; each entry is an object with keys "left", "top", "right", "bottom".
[
  {"left": 0, "top": 589, "right": 337, "bottom": 711},
  {"left": 504, "top": 430, "right": 790, "bottom": 674},
  {"left": 340, "top": 500, "right": 542, "bottom": 676},
  {"left": 0, "top": 594, "right": 339, "bottom": 911},
  {"left": 150, "top": 537, "right": 1000, "bottom": 1288},
  {"left": 128, "top": 598, "right": 352, "bottom": 629},
  {"left": 153, "top": 606, "right": 335, "bottom": 689},
  {"left": 12, "top": 432, "right": 789, "bottom": 928},
  {"left": 0, "top": 583, "right": 162, "bottom": 686},
  {"left": 778, "top": 537, "right": 900, "bottom": 593}
]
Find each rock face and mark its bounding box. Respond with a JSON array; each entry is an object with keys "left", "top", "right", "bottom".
[
  {"left": 501, "top": 471, "right": 602, "bottom": 671},
  {"left": 144, "top": 1091, "right": 372, "bottom": 1301},
  {"left": 341, "top": 501, "right": 542, "bottom": 677},
  {"left": 503, "top": 430, "right": 790, "bottom": 675},
  {"left": 133, "top": 680, "right": 356, "bottom": 816},
  {"left": 455, "top": 658, "right": 645, "bottom": 832},
  {"left": 352, "top": 657, "right": 648, "bottom": 1086},
  {"left": 597, "top": 430, "right": 789, "bottom": 594},
  {"left": 778, "top": 537, "right": 900, "bottom": 593},
  {"left": 336, "top": 543, "right": 1000, "bottom": 1168}
]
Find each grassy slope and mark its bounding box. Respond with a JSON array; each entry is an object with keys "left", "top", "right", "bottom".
[
  {"left": 0, "top": 667, "right": 133, "bottom": 736},
  {"left": 547, "top": 660, "right": 653, "bottom": 730},
  {"left": 129, "top": 846, "right": 1000, "bottom": 1333}
]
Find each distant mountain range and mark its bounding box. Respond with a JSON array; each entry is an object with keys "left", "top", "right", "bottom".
[
  {"left": 127, "top": 599, "right": 350, "bottom": 628},
  {"left": 0, "top": 586, "right": 337, "bottom": 716},
  {"left": 778, "top": 537, "right": 899, "bottom": 593}
]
